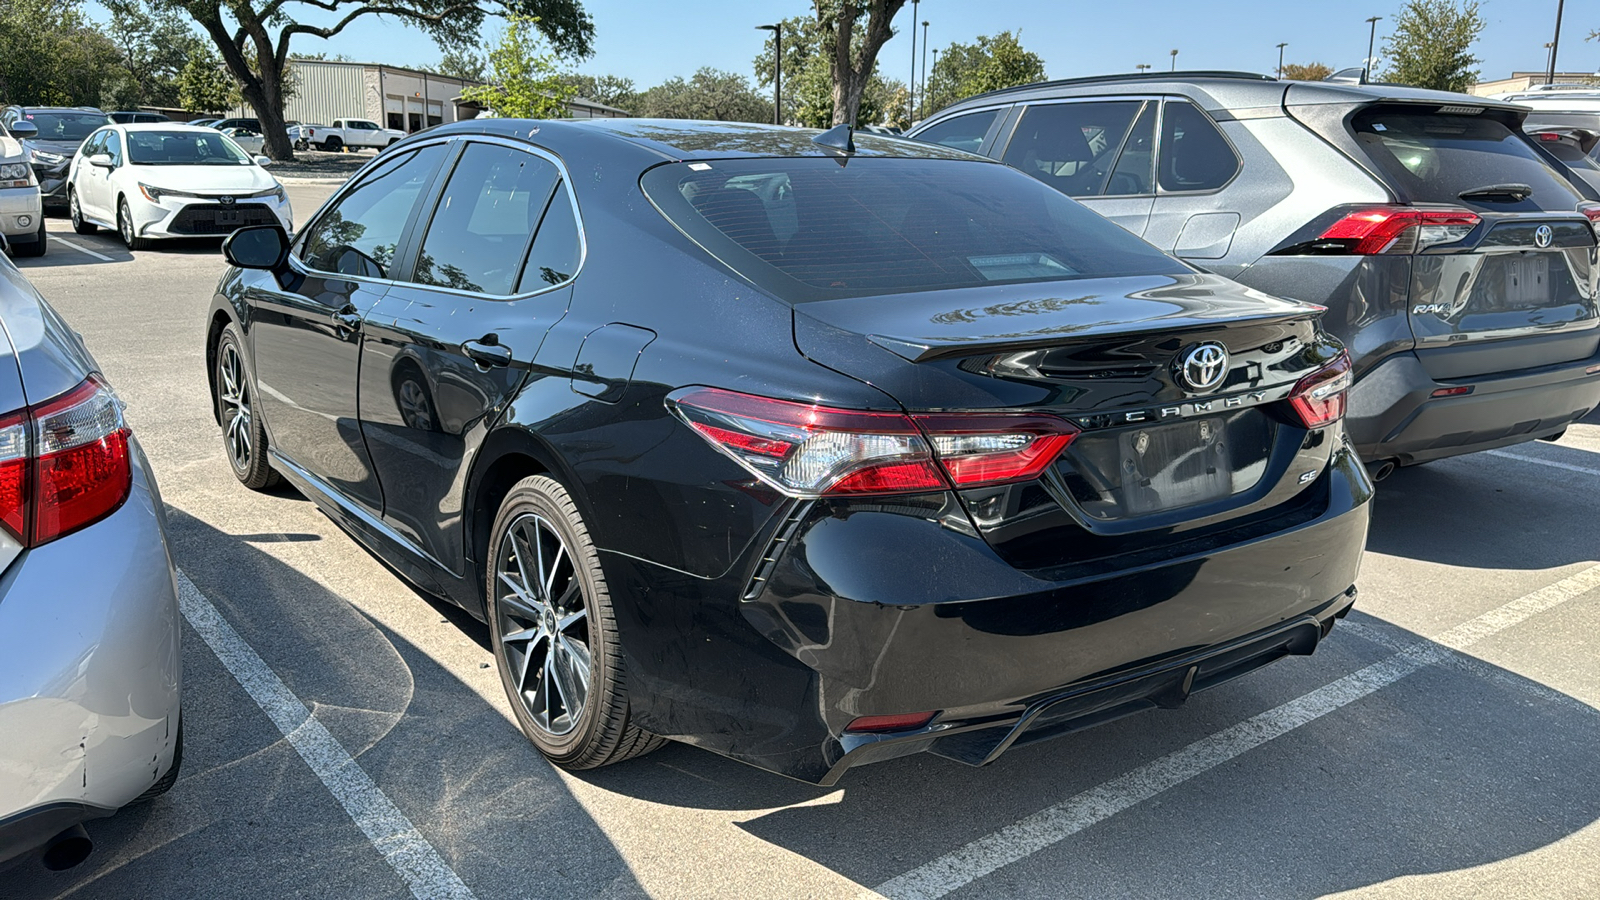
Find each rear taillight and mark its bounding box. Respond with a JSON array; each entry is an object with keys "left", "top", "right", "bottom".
[
  {"left": 1287, "top": 353, "right": 1352, "bottom": 429},
  {"left": 1316, "top": 206, "right": 1480, "bottom": 255},
  {"left": 0, "top": 377, "right": 131, "bottom": 547},
  {"left": 1579, "top": 203, "right": 1600, "bottom": 240},
  {"left": 667, "top": 387, "right": 1079, "bottom": 498}
]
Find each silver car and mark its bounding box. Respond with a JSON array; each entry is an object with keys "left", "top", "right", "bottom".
[
  {"left": 0, "top": 124, "right": 44, "bottom": 257},
  {"left": 0, "top": 236, "right": 181, "bottom": 872}
]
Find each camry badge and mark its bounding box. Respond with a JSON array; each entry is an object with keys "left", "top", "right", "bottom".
[
  {"left": 1175, "top": 342, "right": 1229, "bottom": 393},
  {"left": 1534, "top": 224, "right": 1554, "bottom": 248}
]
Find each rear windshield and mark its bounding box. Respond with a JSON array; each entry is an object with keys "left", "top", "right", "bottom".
[
  {"left": 642, "top": 157, "right": 1188, "bottom": 301},
  {"left": 1351, "top": 109, "right": 1587, "bottom": 211}
]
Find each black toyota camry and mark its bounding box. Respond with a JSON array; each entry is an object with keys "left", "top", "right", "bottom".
[{"left": 206, "top": 118, "right": 1371, "bottom": 785}]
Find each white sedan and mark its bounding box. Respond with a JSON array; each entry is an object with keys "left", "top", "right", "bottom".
[
  {"left": 218, "top": 127, "right": 265, "bottom": 155},
  {"left": 66, "top": 123, "right": 291, "bottom": 251}
]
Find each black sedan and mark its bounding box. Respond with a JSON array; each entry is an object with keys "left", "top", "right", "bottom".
[{"left": 206, "top": 119, "right": 1372, "bottom": 784}]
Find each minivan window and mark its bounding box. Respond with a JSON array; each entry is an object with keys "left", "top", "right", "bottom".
[
  {"left": 913, "top": 110, "right": 1000, "bottom": 154},
  {"left": 299, "top": 143, "right": 447, "bottom": 278},
  {"left": 643, "top": 157, "right": 1190, "bottom": 301},
  {"left": 1002, "top": 100, "right": 1145, "bottom": 197},
  {"left": 413, "top": 142, "right": 559, "bottom": 294},
  {"left": 1158, "top": 101, "right": 1239, "bottom": 192},
  {"left": 1352, "top": 109, "right": 1587, "bottom": 210}
]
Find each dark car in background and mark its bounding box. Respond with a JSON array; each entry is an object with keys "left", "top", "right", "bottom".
[
  {"left": 206, "top": 119, "right": 1370, "bottom": 785},
  {"left": 0, "top": 107, "right": 113, "bottom": 212},
  {"left": 108, "top": 111, "right": 170, "bottom": 124},
  {"left": 1527, "top": 127, "right": 1600, "bottom": 193},
  {"left": 912, "top": 73, "right": 1600, "bottom": 478}
]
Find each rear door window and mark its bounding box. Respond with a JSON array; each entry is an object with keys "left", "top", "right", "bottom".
[
  {"left": 1352, "top": 108, "right": 1586, "bottom": 210},
  {"left": 642, "top": 157, "right": 1188, "bottom": 301},
  {"left": 518, "top": 182, "right": 582, "bottom": 292},
  {"left": 411, "top": 142, "right": 559, "bottom": 295},
  {"left": 1158, "top": 101, "right": 1239, "bottom": 192},
  {"left": 1002, "top": 101, "right": 1145, "bottom": 197},
  {"left": 912, "top": 110, "right": 1000, "bottom": 154}
]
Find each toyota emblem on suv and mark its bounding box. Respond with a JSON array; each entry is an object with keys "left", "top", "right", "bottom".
[
  {"left": 1534, "top": 224, "right": 1554, "bottom": 248},
  {"left": 1176, "top": 342, "right": 1229, "bottom": 392}
]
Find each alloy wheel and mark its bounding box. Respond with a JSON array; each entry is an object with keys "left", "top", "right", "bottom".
[
  {"left": 119, "top": 202, "right": 132, "bottom": 245},
  {"left": 495, "top": 513, "right": 592, "bottom": 737},
  {"left": 217, "top": 341, "right": 253, "bottom": 469}
]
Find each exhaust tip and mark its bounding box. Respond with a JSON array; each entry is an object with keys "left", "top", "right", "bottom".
[
  {"left": 1367, "top": 459, "right": 1397, "bottom": 482},
  {"left": 40, "top": 824, "right": 92, "bottom": 871}
]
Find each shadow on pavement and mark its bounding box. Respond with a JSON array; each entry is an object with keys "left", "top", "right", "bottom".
[{"left": 6, "top": 507, "right": 646, "bottom": 900}]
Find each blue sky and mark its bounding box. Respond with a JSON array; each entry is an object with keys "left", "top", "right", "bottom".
[{"left": 101, "top": 0, "right": 1599, "bottom": 87}]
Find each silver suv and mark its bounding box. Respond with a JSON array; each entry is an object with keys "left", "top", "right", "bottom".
[{"left": 911, "top": 72, "right": 1600, "bottom": 476}]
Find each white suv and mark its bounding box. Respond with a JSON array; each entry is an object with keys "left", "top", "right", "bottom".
[{"left": 0, "top": 124, "right": 44, "bottom": 257}]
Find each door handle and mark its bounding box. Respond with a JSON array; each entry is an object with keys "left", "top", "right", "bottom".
[
  {"left": 331, "top": 307, "right": 362, "bottom": 335},
  {"left": 462, "top": 337, "right": 513, "bottom": 368}
]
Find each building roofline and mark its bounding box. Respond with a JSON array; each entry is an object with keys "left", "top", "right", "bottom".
[{"left": 287, "top": 56, "right": 482, "bottom": 85}]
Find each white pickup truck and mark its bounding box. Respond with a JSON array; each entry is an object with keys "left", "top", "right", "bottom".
[{"left": 301, "top": 118, "right": 406, "bottom": 152}]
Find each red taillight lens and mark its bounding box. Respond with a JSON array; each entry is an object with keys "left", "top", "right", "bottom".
[
  {"left": 1318, "top": 206, "right": 1480, "bottom": 255},
  {"left": 0, "top": 377, "right": 131, "bottom": 547},
  {"left": 1578, "top": 203, "right": 1600, "bottom": 240},
  {"left": 845, "top": 711, "right": 938, "bottom": 734},
  {"left": 667, "top": 388, "right": 1078, "bottom": 497},
  {"left": 1288, "top": 353, "right": 1353, "bottom": 429}
]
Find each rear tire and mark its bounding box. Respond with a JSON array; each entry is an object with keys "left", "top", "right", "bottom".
[
  {"left": 69, "top": 189, "right": 96, "bottom": 234},
  {"left": 321, "top": 136, "right": 342, "bottom": 152},
  {"left": 487, "top": 476, "right": 663, "bottom": 771},
  {"left": 118, "top": 197, "right": 151, "bottom": 251},
  {"left": 215, "top": 324, "right": 280, "bottom": 490}
]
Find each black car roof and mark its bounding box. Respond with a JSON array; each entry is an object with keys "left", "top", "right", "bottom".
[{"left": 426, "top": 117, "right": 983, "bottom": 162}]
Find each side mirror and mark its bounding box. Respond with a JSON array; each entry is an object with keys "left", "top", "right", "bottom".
[
  {"left": 9, "top": 121, "right": 37, "bottom": 139},
  {"left": 88, "top": 154, "right": 113, "bottom": 169},
  {"left": 254, "top": 155, "right": 272, "bottom": 167},
  {"left": 223, "top": 224, "right": 289, "bottom": 270}
]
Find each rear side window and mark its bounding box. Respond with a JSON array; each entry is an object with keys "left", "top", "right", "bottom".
[
  {"left": 1352, "top": 108, "right": 1586, "bottom": 210},
  {"left": 913, "top": 110, "right": 1000, "bottom": 154},
  {"left": 1002, "top": 101, "right": 1145, "bottom": 197},
  {"left": 299, "top": 143, "right": 447, "bottom": 278},
  {"left": 1158, "top": 101, "right": 1239, "bottom": 192},
  {"left": 412, "top": 142, "right": 559, "bottom": 294},
  {"left": 518, "top": 182, "right": 581, "bottom": 292},
  {"left": 643, "top": 157, "right": 1189, "bottom": 301}
]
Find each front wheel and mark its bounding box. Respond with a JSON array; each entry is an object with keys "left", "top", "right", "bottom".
[
  {"left": 487, "top": 476, "right": 663, "bottom": 770},
  {"left": 69, "top": 189, "right": 96, "bottom": 234},
  {"left": 118, "top": 197, "right": 151, "bottom": 251},
  {"left": 215, "top": 324, "right": 279, "bottom": 490}
]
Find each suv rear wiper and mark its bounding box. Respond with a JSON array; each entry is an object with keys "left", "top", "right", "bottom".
[{"left": 1458, "top": 183, "right": 1533, "bottom": 202}]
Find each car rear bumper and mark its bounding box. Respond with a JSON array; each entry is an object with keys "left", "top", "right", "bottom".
[
  {"left": 1347, "top": 347, "right": 1600, "bottom": 464},
  {"left": 0, "top": 438, "right": 181, "bottom": 867},
  {"left": 633, "top": 435, "right": 1371, "bottom": 785},
  {"left": 0, "top": 187, "right": 41, "bottom": 240}
]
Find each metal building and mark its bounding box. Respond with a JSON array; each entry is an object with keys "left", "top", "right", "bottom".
[{"left": 235, "top": 58, "right": 630, "bottom": 131}]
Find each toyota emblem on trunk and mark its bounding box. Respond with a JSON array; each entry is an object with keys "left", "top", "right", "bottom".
[
  {"left": 1534, "top": 224, "right": 1554, "bottom": 248},
  {"left": 1176, "top": 342, "right": 1229, "bottom": 393}
]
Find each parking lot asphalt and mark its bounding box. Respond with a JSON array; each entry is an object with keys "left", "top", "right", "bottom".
[{"left": 6, "top": 180, "right": 1600, "bottom": 899}]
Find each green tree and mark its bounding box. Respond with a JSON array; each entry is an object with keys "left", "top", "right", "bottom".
[
  {"left": 563, "top": 73, "right": 636, "bottom": 109},
  {"left": 140, "top": 0, "right": 592, "bottom": 160},
  {"left": 0, "top": 0, "right": 120, "bottom": 107},
  {"left": 924, "top": 31, "right": 1046, "bottom": 114},
  {"left": 177, "top": 45, "right": 239, "bottom": 112},
  {"left": 634, "top": 68, "right": 772, "bottom": 122},
  {"left": 432, "top": 47, "right": 487, "bottom": 82},
  {"left": 754, "top": 15, "right": 902, "bottom": 127},
  {"left": 1280, "top": 62, "right": 1334, "bottom": 82},
  {"left": 813, "top": 0, "right": 907, "bottom": 126},
  {"left": 461, "top": 16, "right": 574, "bottom": 119},
  {"left": 1380, "top": 0, "right": 1484, "bottom": 92},
  {"left": 103, "top": 0, "right": 208, "bottom": 108}
]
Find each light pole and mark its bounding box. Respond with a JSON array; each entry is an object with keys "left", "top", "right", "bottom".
[
  {"left": 1136, "top": 63, "right": 1151, "bottom": 73},
  {"left": 757, "top": 24, "right": 781, "bottom": 125},
  {"left": 1276, "top": 42, "right": 1287, "bottom": 79},
  {"left": 919, "top": 20, "right": 930, "bottom": 119},
  {"left": 1170, "top": 49, "right": 1179, "bottom": 71},
  {"left": 909, "top": 0, "right": 919, "bottom": 124},
  {"left": 1548, "top": 0, "right": 1566, "bottom": 85},
  {"left": 1546, "top": 41, "right": 1557, "bottom": 83},
  {"left": 1364, "top": 16, "right": 1381, "bottom": 84}
]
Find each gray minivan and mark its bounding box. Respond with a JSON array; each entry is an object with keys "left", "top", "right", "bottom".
[{"left": 911, "top": 72, "right": 1600, "bottom": 477}]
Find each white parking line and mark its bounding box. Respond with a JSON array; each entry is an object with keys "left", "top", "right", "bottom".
[
  {"left": 176, "top": 572, "right": 477, "bottom": 900},
  {"left": 865, "top": 564, "right": 1600, "bottom": 900},
  {"left": 1487, "top": 448, "right": 1600, "bottom": 478},
  {"left": 51, "top": 236, "right": 114, "bottom": 262}
]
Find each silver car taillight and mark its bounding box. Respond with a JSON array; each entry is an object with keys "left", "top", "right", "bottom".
[{"left": 0, "top": 376, "right": 131, "bottom": 547}]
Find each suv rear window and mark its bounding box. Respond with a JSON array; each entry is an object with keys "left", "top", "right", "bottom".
[
  {"left": 643, "top": 157, "right": 1189, "bottom": 301},
  {"left": 1351, "top": 108, "right": 1587, "bottom": 210}
]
